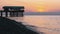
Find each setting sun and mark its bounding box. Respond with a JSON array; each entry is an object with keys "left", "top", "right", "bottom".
[
  {"left": 36, "top": 6, "right": 45, "bottom": 12},
  {"left": 37, "top": 8, "right": 45, "bottom": 12}
]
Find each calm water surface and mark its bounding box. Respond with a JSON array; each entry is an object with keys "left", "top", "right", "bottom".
[{"left": 8, "top": 15, "right": 60, "bottom": 34}]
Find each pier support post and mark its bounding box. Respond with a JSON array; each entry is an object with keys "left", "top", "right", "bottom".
[
  {"left": 1, "top": 11, "right": 3, "bottom": 17},
  {"left": 5, "top": 11, "right": 8, "bottom": 17}
]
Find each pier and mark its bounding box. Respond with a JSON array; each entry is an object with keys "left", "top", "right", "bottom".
[{"left": 0, "top": 6, "right": 24, "bottom": 17}]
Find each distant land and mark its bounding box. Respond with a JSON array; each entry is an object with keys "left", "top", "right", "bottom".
[
  {"left": 0, "top": 12, "right": 60, "bottom": 16},
  {"left": 24, "top": 12, "right": 60, "bottom": 15}
]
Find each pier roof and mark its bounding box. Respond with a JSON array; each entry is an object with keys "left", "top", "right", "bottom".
[{"left": 3, "top": 6, "right": 24, "bottom": 9}]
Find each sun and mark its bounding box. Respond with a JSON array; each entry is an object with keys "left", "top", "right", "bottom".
[
  {"left": 37, "top": 6, "right": 45, "bottom": 12},
  {"left": 37, "top": 8, "right": 45, "bottom": 12}
]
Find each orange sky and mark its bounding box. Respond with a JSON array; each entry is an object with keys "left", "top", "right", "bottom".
[{"left": 0, "top": 0, "right": 60, "bottom": 12}]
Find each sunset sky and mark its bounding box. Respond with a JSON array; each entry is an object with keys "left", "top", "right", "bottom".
[{"left": 0, "top": 0, "right": 60, "bottom": 12}]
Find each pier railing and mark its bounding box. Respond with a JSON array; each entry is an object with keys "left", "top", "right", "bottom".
[{"left": 0, "top": 10, "right": 24, "bottom": 17}]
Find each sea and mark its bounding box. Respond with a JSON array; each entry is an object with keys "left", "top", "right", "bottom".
[{"left": 7, "top": 15, "right": 60, "bottom": 34}]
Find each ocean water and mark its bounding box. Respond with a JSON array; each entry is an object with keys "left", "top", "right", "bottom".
[{"left": 8, "top": 15, "right": 60, "bottom": 34}]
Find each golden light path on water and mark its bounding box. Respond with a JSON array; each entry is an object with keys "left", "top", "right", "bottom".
[{"left": 8, "top": 15, "right": 60, "bottom": 34}]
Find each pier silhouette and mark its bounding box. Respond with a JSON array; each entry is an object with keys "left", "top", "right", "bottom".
[{"left": 0, "top": 6, "right": 24, "bottom": 17}]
